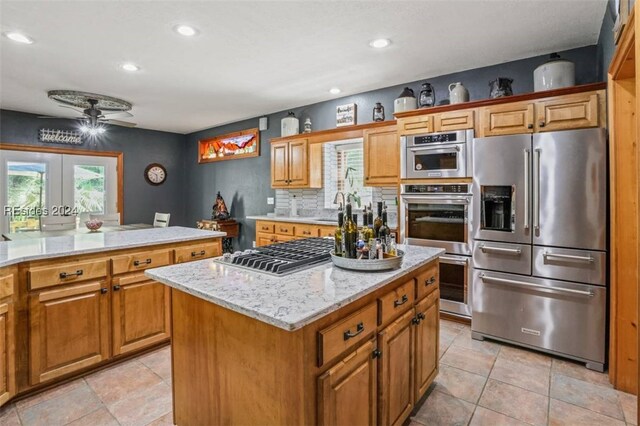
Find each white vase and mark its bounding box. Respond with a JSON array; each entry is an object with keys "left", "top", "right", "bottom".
[
  {"left": 448, "top": 82, "right": 469, "bottom": 104},
  {"left": 281, "top": 112, "right": 299, "bottom": 137}
]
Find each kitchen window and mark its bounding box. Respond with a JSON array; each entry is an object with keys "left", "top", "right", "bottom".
[{"left": 324, "top": 140, "right": 372, "bottom": 209}]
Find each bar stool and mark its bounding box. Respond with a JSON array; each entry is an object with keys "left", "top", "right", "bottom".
[{"left": 153, "top": 212, "right": 171, "bottom": 227}]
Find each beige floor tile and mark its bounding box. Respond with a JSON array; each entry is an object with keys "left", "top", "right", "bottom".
[
  {"left": 107, "top": 381, "right": 172, "bottom": 426},
  {"left": 550, "top": 374, "right": 624, "bottom": 420},
  {"left": 548, "top": 398, "right": 625, "bottom": 426},
  {"left": 489, "top": 357, "right": 550, "bottom": 396},
  {"left": 86, "top": 359, "right": 163, "bottom": 405},
  {"left": 15, "top": 378, "right": 86, "bottom": 411},
  {"left": 0, "top": 404, "right": 21, "bottom": 426},
  {"left": 412, "top": 390, "right": 475, "bottom": 426},
  {"left": 478, "top": 379, "right": 548, "bottom": 426},
  {"left": 138, "top": 346, "right": 172, "bottom": 382},
  {"left": 434, "top": 364, "right": 487, "bottom": 404},
  {"left": 551, "top": 358, "right": 612, "bottom": 387},
  {"left": 440, "top": 344, "right": 496, "bottom": 377},
  {"left": 440, "top": 319, "right": 466, "bottom": 333},
  {"left": 146, "top": 411, "right": 174, "bottom": 425},
  {"left": 469, "top": 406, "right": 528, "bottom": 426},
  {"left": 618, "top": 390, "right": 638, "bottom": 425},
  {"left": 18, "top": 382, "right": 102, "bottom": 426},
  {"left": 497, "top": 345, "right": 552, "bottom": 370},
  {"left": 67, "top": 407, "right": 119, "bottom": 426},
  {"left": 451, "top": 328, "right": 501, "bottom": 355}
]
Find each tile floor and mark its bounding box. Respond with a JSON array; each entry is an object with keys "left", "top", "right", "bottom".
[{"left": 0, "top": 319, "right": 636, "bottom": 425}]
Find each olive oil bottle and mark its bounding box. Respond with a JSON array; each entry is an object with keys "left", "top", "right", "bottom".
[
  {"left": 374, "top": 201, "right": 383, "bottom": 237},
  {"left": 379, "top": 207, "right": 390, "bottom": 244},
  {"left": 362, "top": 208, "right": 375, "bottom": 242},
  {"left": 334, "top": 208, "right": 344, "bottom": 256},
  {"left": 343, "top": 203, "right": 358, "bottom": 258}
]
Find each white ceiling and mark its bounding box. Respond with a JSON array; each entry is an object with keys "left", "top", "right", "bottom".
[{"left": 1, "top": 0, "right": 607, "bottom": 134}]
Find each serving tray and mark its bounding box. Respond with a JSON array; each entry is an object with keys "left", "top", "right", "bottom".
[{"left": 330, "top": 250, "right": 404, "bottom": 272}]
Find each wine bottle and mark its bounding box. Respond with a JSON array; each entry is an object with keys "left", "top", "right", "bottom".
[
  {"left": 343, "top": 203, "right": 358, "bottom": 258},
  {"left": 378, "top": 207, "right": 390, "bottom": 246},
  {"left": 374, "top": 201, "right": 383, "bottom": 237},
  {"left": 362, "top": 208, "right": 374, "bottom": 243},
  {"left": 334, "top": 209, "right": 344, "bottom": 256},
  {"left": 367, "top": 206, "right": 374, "bottom": 234}
]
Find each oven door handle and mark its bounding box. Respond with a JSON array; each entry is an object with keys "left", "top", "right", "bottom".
[
  {"left": 478, "top": 244, "right": 522, "bottom": 256},
  {"left": 439, "top": 255, "right": 469, "bottom": 265},
  {"left": 409, "top": 146, "right": 461, "bottom": 153},
  {"left": 400, "top": 196, "right": 470, "bottom": 204},
  {"left": 479, "top": 274, "right": 595, "bottom": 297}
]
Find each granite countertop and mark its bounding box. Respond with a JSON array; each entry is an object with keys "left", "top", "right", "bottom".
[
  {"left": 246, "top": 215, "right": 338, "bottom": 226},
  {"left": 0, "top": 226, "right": 226, "bottom": 268},
  {"left": 145, "top": 244, "right": 444, "bottom": 331}
]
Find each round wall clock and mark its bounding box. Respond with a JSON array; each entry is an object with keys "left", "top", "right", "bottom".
[{"left": 144, "top": 163, "right": 167, "bottom": 186}]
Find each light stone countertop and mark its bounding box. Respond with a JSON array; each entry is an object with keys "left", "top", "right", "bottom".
[
  {"left": 145, "top": 244, "right": 444, "bottom": 331},
  {"left": 0, "top": 226, "right": 226, "bottom": 268},
  {"left": 246, "top": 215, "right": 338, "bottom": 226}
]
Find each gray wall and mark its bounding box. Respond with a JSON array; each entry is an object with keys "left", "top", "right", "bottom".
[
  {"left": 597, "top": 0, "right": 616, "bottom": 80},
  {"left": 0, "top": 109, "right": 187, "bottom": 226},
  {"left": 185, "top": 45, "right": 601, "bottom": 250}
]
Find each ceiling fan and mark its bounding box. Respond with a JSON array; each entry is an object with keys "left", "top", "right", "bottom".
[{"left": 40, "top": 90, "right": 137, "bottom": 134}]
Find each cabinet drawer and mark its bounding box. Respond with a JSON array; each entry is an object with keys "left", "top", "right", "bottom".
[
  {"left": 318, "top": 303, "right": 377, "bottom": 366},
  {"left": 533, "top": 246, "right": 606, "bottom": 286},
  {"left": 295, "top": 224, "right": 317, "bottom": 238},
  {"left": 0, "top": 273, "right": 14, "bottom": 298},
  {"left": 435, "top": 110, "right": 474, "bottom": 131},
  {"left": 274, "top": 222, "right": 295, "bottom": 236},
  {"left": 416, "top": 262, "right": 439, "bottom": 301},
  {"left": 319, "top": 226, "right": 336, "bottom": 238},
  {"left": 479, "top": 102, "right": 534, "bottom": 137},
  {"left": 29, "top": 259, "right": 108, "bottom": 290},
  {"left": 257, "top": 221, "right": 275, "bottom": 234},
  {"left": 174, "top": 242, "right": 221, "bottom": 264},
  {"left": 398, "top": 116, "right": 433, "bottom": 135},
  {"left": 378, "top": 279, "right": 415, "bottom": 325},
  {"left": 111, "top": 249, "right": 172, "bottom": 275}
]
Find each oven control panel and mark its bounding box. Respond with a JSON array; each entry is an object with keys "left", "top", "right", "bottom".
[{"left": 403, "top": 184, "right": 469, "bottom": 194}]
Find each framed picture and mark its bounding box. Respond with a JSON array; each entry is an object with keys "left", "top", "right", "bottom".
[
  {"left": 198, "top": 128, "right": 260, "bottom": 164},
  {"left": 336, "top": 103, "right": 357, "bottom": 127}
]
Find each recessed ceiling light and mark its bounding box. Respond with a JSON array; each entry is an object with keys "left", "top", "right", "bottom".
[
  {"left": 4, "top": 31, "right": 34, "bottom": 44},
  {"left": 121, "top": 63, "right": 140, "bottom": 72},
  {"left": 329, "top": 87, "right": 341, "bottom": 95},
  {"left": 369, "top": 38, "right": 391, "bottom": 49},
  {"left": 174, "top": 25, "right": 198, "bottom": 37}
]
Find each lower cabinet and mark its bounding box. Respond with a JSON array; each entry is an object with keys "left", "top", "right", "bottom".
[
  {"left": 414, "top": 291, "right": 439, "bottom": 400},
  {"left": 0, "top": 301, "right": 15, "bottom": 406},
  {"left": 318, "top": 338, "right": 378, "bottom": 426},
  {"left": 29, "top": 281, "right": 110, "bottom": 385},
  {"left": 112, "top": 274, "right": 171, "bottom": 356}
]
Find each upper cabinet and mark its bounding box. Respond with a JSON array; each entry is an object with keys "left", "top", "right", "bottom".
[
  {"left": 364, "top": 125, "right": 399, "bottom": 186},
  {"left": 479, "top": 101, "right": 535, "bottom": 137},
  {"left": 270, "top": 138, "right": 322, "bottom": 189}
]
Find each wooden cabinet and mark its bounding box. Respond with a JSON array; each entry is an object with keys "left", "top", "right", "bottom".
[
  {"left": 112, "top": 274, "right": 171, "bottom": 356},
  {"left": 318, "top": 338, "right": 377, "bottom": 426},
  {"left": 174, "top": 241, "right": 221, "bottom": 264},
  {"left": 535, "top": 92, "right": 599, "bottom": 132},
  {"left": 255, "top": 220, "right": 338, "bottom": 246},
  {"left": 111, "top": 248, "right": 172, "bottom": 275},
  {"left": 318, "top": 303, "right": 377, "bottom": 366},
  {"left": 29, "top": 281, "right": 110, "bottom": 385},
  {"left": 434, "top": 110, "right": 474, "bottom": 131},
  {"left": 0, "top": 301, "right": 14, "bottom": 406},
  {"left": 414, "top": 291, "right": 439, "bottom": 400},
  {"left": 397, "top": 116, "right": 433, "bottom": 135},
  {"left": 257, "top": 232, "right": 276, "bottom": 247},
  {"left": 479, "top": 101, "right": 535, "bottom": 137},
  {"left": 363, "top": 126, "right": 399, "bottom": 186},
  {"left": 270, "top": 138, "right": 322, "bottom": 189},
  {"left": 378, "top": 309, "right": 415, "bottom": 426},
  {"left": 318, "top": 226, "right": 336, "bottom": 237},
  {"left": 28, "top": 259, "right": 108, "bottom": 290}
]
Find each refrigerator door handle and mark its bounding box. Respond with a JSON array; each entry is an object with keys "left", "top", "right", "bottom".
[
  {"left": 524, "top": 149, "right": 530, "bottom": 229},
  {"left": 543, "top": 251, "right": 595, "bottom": 264},
  {"left": 479, "top": 274, "right": 595, "bottom": 297},
  {"left": 533, "top": 148, "right": 541, "bottom": 231}
]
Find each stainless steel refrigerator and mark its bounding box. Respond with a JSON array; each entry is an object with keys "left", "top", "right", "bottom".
[{"left": 470, "top": 128, "right": 607, "bottom": 371}]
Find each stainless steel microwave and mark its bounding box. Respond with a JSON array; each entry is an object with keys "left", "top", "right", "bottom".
[{"left": 400, "top": 129, "right": 473, "bottom": 179}]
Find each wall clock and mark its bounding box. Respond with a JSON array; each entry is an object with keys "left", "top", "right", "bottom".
[{"left": 144, "top": 163, "right": 167, "bottom": 186}]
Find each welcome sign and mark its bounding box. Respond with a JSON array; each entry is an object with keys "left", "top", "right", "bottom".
[{"left": 39, "top": 128, "right": 83, "bottom": 144}]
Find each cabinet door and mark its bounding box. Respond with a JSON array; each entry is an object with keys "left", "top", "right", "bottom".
[
  {"left": 288, "top": 139, "right": 309, "bottom": 186},
  {"left": 397, "top": 116, "right": 433, "bottom": 135},
  {"left": 535, "top": 92, "right": 599, "bottom": 132},
  {"left": 434, "top": 110, "right": 474, "bottom": 131},
  {"left": 479, "top": 102, "right": 534, "bottom": 137},
  {"left": 318, "top": 338, "right": 377, "bottom": 426},
  {"left": 256, "top": 232, "right": 275, "bottom": 247},
  {"left": 30, "top": 281, "right": 110, "bottom": 385},
  {"left": 414, "top": 290, "right": 439, "bottom": 401},
  {"left": 364, "top": 126, "right": 399, "bottom": 186},
  {"left": 112, "top": 274, "right": 170, "bottom": 356},
  {"left": 271, "top": 141, "right": 289, "bottom": 188},
  {"left": 0, "top": 301, "right": 15, "bottom": 407},
  {"left": 378, "top": 309, "right": 415, "bottom": 426}
]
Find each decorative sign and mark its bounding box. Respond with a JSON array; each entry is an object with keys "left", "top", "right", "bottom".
[
  {"left": 198, "top": 128, "right": 260, "bottom": 164},
  {"left": 39, "top": 128, "right": 83, "bottom": 145},
  {"left": 336, "top": 103, "right": 357, "bottom": 127}
]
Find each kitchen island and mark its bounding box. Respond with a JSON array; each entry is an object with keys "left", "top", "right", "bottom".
[{"left": 146, "top": 244, "right": 444, "bottom": 426}]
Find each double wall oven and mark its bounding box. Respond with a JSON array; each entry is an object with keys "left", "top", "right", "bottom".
[{"left": 400, "top": 183, "right": 472, "bottom": 317}]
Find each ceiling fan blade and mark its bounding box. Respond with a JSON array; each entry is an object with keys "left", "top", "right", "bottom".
[
  {"left": 104, "top": 119, "right": 137, "bottom": 128},
  {"left": 38, "top": 115, "right": 83, "bottom": 120},
  {"left": 103, "top": 110, "right": 133, "bottom": 118},
  {"left": 58, "top": 104, "right": 86, "bottom": 114}
]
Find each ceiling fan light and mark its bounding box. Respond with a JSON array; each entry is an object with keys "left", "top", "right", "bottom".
[
  {"left": 4, "top": 31, "right": 34, "bottom": 44},
  {"left": 98, "top": 127, "right": 106, "bottom": 134},
  {"left": 79, "top": 125, "right": 89, "bottom": 133}
]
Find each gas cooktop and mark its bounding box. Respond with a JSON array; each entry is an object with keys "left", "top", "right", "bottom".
[{"left": 213, "top": 238, "right": 334, "bottom": 276}]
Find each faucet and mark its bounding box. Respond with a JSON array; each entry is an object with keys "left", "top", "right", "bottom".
[{"left": 333, "top": 191, "right": 345, "bottom": 209}]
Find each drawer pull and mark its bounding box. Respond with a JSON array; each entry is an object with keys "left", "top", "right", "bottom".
[
  {"left": 113, "top": 285, "right": 121, "bottom": 291},
  {"left": 425, "top": 276, "right": 436, "bottom": 286},
  {"left": 191, "top": 250, "right": 206, "bottom": 257},
  {"left": 100, "top": 287, "right": 108, "bottom": 295},
  {"left": 303, "top": 231, "right": 311, "bottom": 235},
  {"left": 261, "top": 226, "right": 270, "bottom": 230},
  {"left": 133, "top": 258, "right": 152, "bottom": 267},
  {"left": 280, "top": 228, "right": 288, "bottom": 232},
  {"left": 479, "top": 274, "right": 594, "bottom": 297},
  {"left": 394, "top": 294, "right": 409, "bottom": 307},
  {"left": 543, "top": 251, "right": 594, "bottom": 263},
  {"left": 59, "top": 270, "right": 83, "bottom": 279},
  {"left": 343, "top": 322, "right": 364, "bottom": 341},
  {"left": 479, "top": 244, "right": 522, "bottom": 256}
]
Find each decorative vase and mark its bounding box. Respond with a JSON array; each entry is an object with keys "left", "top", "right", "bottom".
[
  {"left": 281, "top": 111, "right": 299, "bottom": 137},
  {"left": 303, "top": 117, "right": 312, "bottom": 133},
  {"left": 394, "top": 87, "right": 417, "bottom": 113},
  {"left": 418, "top": 82, "right": 435, "bottom": 108},
  {"left": 534, "top": 53, "right": 575, "bottom": 92},
  {"left": 448, "top": 82, "right": 469, "bottom": 104},
  {"left": 372, "top": 102, "right": 385, "bottom": 122},
  {"left": 489, "top": 78, "right": 514, "bottom": 98}
]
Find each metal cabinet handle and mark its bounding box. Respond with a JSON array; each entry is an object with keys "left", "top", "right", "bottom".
[
  {"left": 539, "top": 121, "right": 545, "bottom": 127},
  {"left": 191, "top": 250, "right": 206, "bottom": 257},
  {"left": 412, "top": 316, "right": 421, "bottom": 325},
  {"left": 527, "top": 123, "right": 533, "bottom": 129},
  {"left": 100, "top": 288, "right": 108, "bottom": 294},
  {"left": 261, "top": 226, "right": 270, "bottom": 231},
  {"left": 543, "top": 251, "right": 594, "bottom": 263},
  {"left": 418, "top": 312, "right": 425, "bottom": 320},
  {"left": 479, "top": 244, "right": 522, "bottom": 256},
  {"left": 524, "top": 149, "right": 530, "bottom": 230},
  {"left": 134, "top": 258, "right": 152, "bottom": 266},
  {"left": 533, "top": 148, "right": 541, "bottom": 231},
  {"left": 366, "top": 177, "right": 370, "bottom": 180},
  {"left": 113, "top": 285, "right": 121, "bottom": 291},
  {"left": 372, "top": 349, "right": 382, "bottom": 358},
  {"left": 303, "top": 231, "right": 311, "bottom": 235},
  {"left": 59, "top": 270, "right": 83, "bottom": 279},
  {"left": 479, "top": 273, "right": 594, "bottom": 297},
  {"left": 439, "top": 255, "right": 469, "bottom": 266},
  {"left": 425, "top": 276, "right": 436, "bottom": 286},
  {"left": 280, "top": 228, "right": 288, "bottom": 232},
  {"left": 394, "top": 294, "right": 409, "bottom": 307},
  {"left": 344, "top": 322, "right": 364, "bottom": 340}
]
